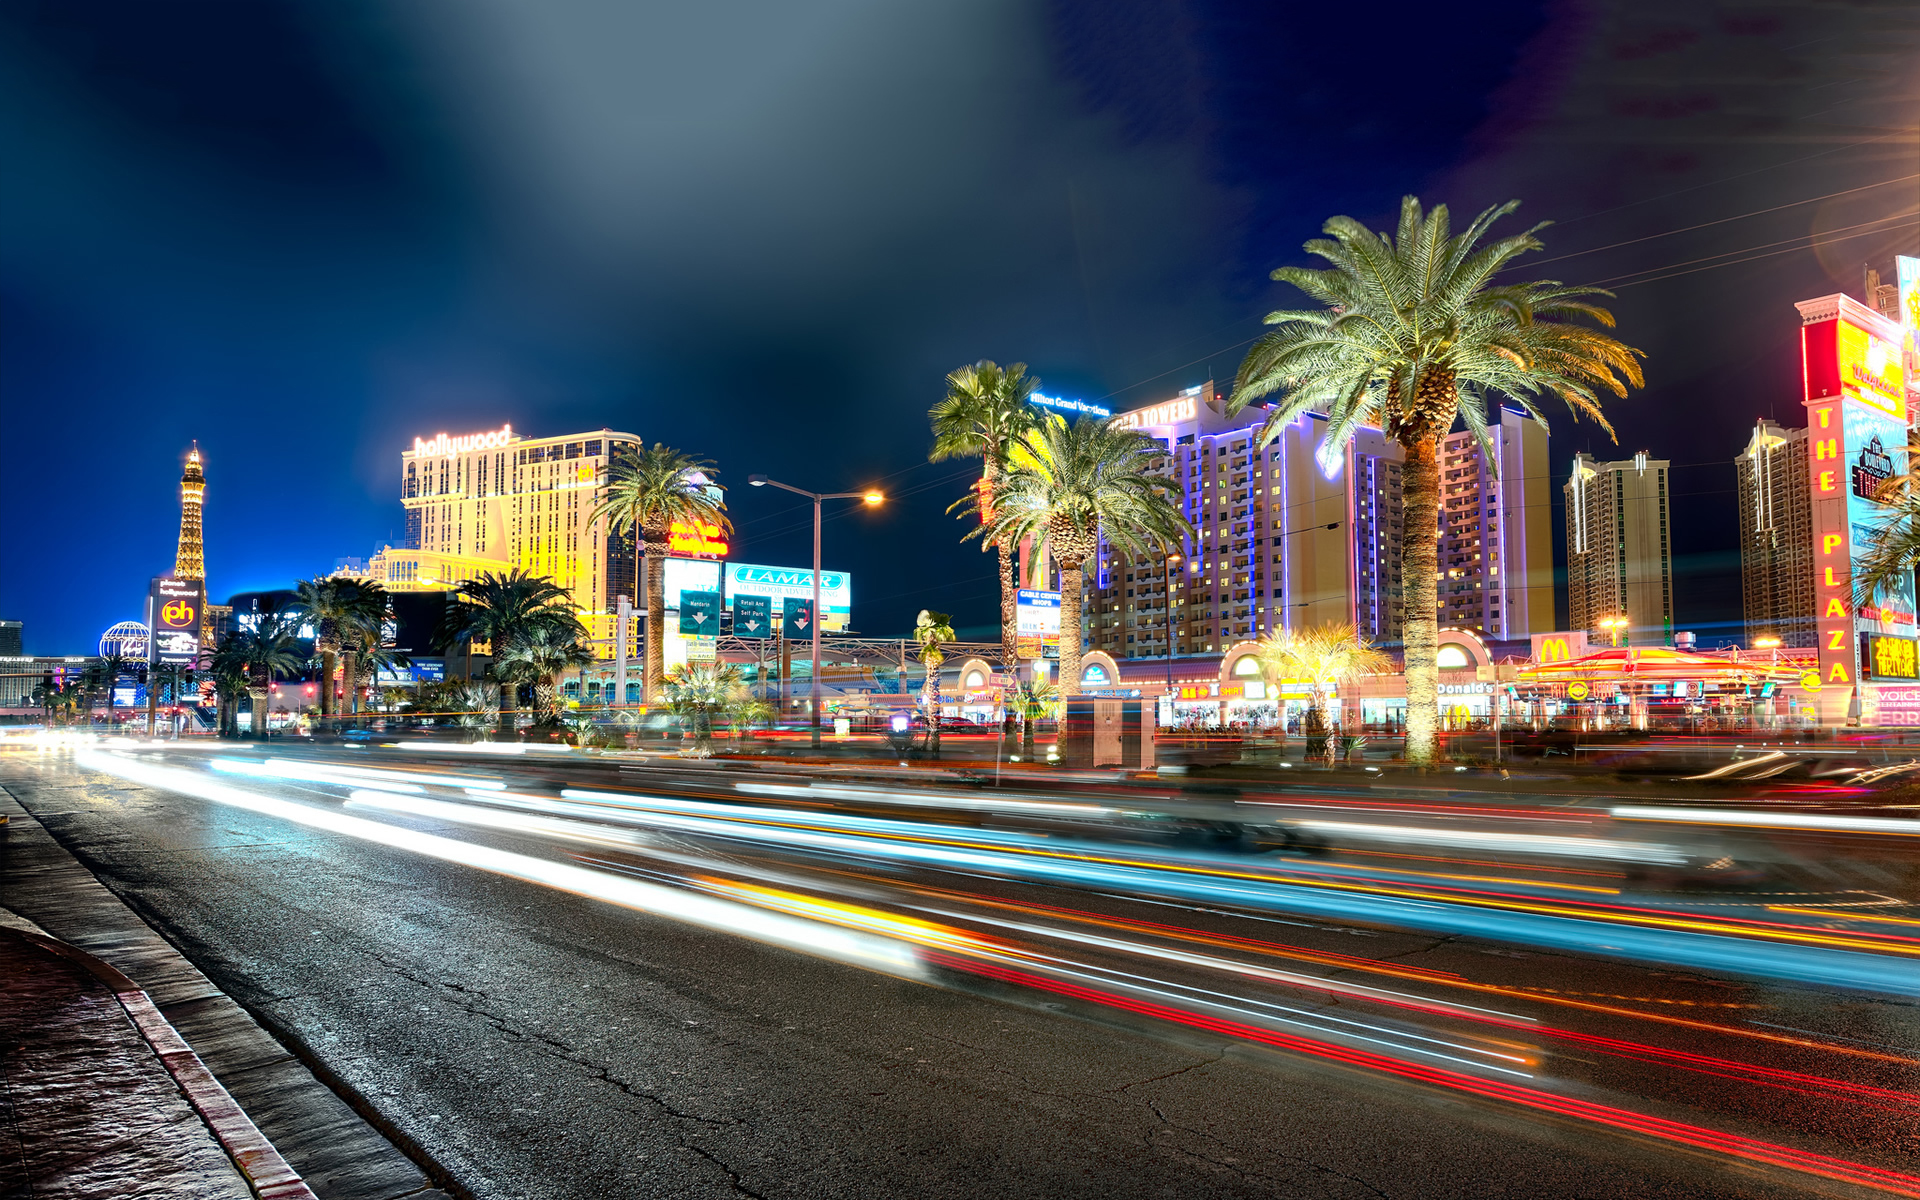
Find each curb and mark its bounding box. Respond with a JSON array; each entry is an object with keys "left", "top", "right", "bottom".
[{"left": 3, "top": 924, "right": 318, "bottom": 1200}]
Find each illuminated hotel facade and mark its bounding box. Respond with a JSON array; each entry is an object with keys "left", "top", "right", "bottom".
[
  {"left": 1087, "top": 385, "right": 1552, "bottom": 659},
  {"left": 1735, "top": 419, "right": 1815, "bottom": 648},
  {"left": 354, "top": 424, "right": 660, "bottom": 654}
]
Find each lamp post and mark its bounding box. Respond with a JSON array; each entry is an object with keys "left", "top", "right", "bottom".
[
  {"left": 1599, "top": 614, "right": 1629, "bottom": 648},
  {"left": 747, "top": 475, "right": 884, "bottom": 748},
  {"left": 1754, "top": 635, "right": 1781, "bottom": 733}
]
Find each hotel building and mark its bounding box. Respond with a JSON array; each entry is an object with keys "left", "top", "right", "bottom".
[
  {"left": 352, "top": 424, "right": 649, "bottom": 654},
  {"left": 1735, "top": 419, "right": 1816, "bottom": 648},
  {"left": 1087, "top": 385, "right": 1553, "bottom": 659},
  {"left": 1564, "top": 451, "right": 1674, "bottom": 644}
]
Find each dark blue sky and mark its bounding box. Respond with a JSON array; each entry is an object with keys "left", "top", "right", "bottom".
[{"left": 3, "top": 0, "right": 1916, "bottom": 653}]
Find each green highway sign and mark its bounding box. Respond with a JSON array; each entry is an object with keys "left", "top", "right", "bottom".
[
  {"left": 782, "top": 597, "right": 814, "bottom": 639},
  {"left": 679, "top": 590, "right": 722, "bottom": 638},
  {"left": 733, "top": 594, "right": 772, "bottom": 639}
]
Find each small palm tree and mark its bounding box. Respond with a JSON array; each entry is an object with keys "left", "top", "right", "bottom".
[
  {"left": 208, "top": 637, "right": 251, "bottom": 736},
  {"left": 931, "top": 361, "right": 1040, "bottom": 669},
  {"left": 1851, "top": 492, "right": 1920, "bottom": 616},
  {"left": 590, "top": 444, "right": 732, "bottom": 704},
  {"left": 446, "top": 684, "right": 501, "bottom": 738},
  {"left": 493, "top": 625, "right": 593, "bottom": 727},
  {"left": 228, "top": 617, "right": 304, "bottom": 739},
  {"left": 1010, "top": 676, "right": 1058, "bottom": 758},
  {"left": 88, "top": 653, "right": 134, "bottom": 725},
  {"left": 964, "top": 414, "right": 1191, "bottom": 694},
  {"left": 439, "top": 570, "right": 585, "bottom": 732},
  {"left": 659, "top": 661, "right": 746, "bottom": 755},
  {"left": 1254, "top": 623, "right": 1393, "bottom": 765},
  {"left": 914, "top": 610, "right": 955, "bottom": 755},
  {"left": 1231, "top": 197, "right": 1642, "bottom": 762}
]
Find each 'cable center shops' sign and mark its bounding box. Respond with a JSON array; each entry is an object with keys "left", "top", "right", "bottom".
[{"left": 148, "top": 576, "right": 204, "bottom": 665}]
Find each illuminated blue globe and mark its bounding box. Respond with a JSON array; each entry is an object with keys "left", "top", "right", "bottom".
[{"left": 99, "top": 621, "right": 150, "bottom": 659}]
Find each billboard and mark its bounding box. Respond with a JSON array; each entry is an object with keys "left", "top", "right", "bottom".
[
  {"left": 1862, "top": 633, "right": 1918, "bottom": 680},
  {"left": 726, "top": 563, "right": 850, "bottom": 632},
  {"left": 1837, "top": 318, "right": 1906, "bottom": 420},
  {"left": 148, "top": 576, "right": 204, "bottom": 665},
  {"left": 646, "top": 558, "right": 721, "bottom": 609},
  {"left": 1529, "top": 631, "right": 1590, "bottom": 664},
  {"left": 1016, "top": 588, "right": 1061, "bottom": 659}
]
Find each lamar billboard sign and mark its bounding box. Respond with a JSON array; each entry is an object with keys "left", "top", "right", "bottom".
[{"left": 148, "top": 576, "right": 204, "bottom": 665}]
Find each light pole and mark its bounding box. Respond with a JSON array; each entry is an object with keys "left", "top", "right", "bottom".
[
  {"left": 1754, "top": 635, "right": 1781, "bottom": 733},
  {"left": 747, "top": 475, "right": 884, "bottom": 747},
  {"left": 1599, "top": 614, "right": 1629, "bottom": 648}
]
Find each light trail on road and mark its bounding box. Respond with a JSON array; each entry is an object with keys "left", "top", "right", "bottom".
[{"left": 61, "top": 743, "right": 1920, "bottom": 1197}]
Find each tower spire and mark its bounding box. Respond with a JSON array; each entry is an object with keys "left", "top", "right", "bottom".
[{"left": 175, "top": 443, "right": 205, "bottom": 581}]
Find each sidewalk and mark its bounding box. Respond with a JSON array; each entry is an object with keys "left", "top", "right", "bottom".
[
  {"left": 0, "top": 918, "right": 268, "bottom": 1199},
  {"left": 0, "top": 784, "right": 453, "bottom": 1200}
]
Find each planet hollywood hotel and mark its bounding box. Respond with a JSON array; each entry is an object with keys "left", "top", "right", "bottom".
[{"left": 1799, "top": 258, "right": 1920, "bottom": 725}]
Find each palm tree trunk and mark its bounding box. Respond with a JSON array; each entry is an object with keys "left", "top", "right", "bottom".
[
  {"left": 319, "top": 648, "right": 337, "bottom": 718},
  {"left": 922, "top": 660, "right": 942, "bottom": 757},
  {"left": 1399, "top": 428, "right": 1441, "bottom": 764},
  {"left": 1058, "top": 561, "right": 1085, "bottom": 696},
  {"left": 249, "top": 684, "right": 268, "bottom": 739},
  {"left": 997, "top": 540, "right": 1018, "bottom": 668},
  {"left": 644, "top": 540, "right": 667, "bottom": 706},
  {"left": 497, "top": 680, "right": 515, "bottom": 736},
  {"left": 341, "top": 650, "right": 358, "bottom": 720}
]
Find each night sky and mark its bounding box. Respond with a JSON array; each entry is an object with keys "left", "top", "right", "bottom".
[{"left": 3, "top": 0, "right": 1916, "bottom": 655}]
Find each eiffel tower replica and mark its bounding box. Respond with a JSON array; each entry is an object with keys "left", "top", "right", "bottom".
[{"left": 173, "top": 444, "right": 228, "bottom": 650}]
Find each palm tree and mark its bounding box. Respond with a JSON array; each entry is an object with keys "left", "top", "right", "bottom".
[
  {"left": 1254, "top": 623, "right": 1393, "bottom": 765},
  {"left": 1010, "top": 677, "right": 1058, "bottom": 758},
  {"left": 337, "top": 584, "right": 393, "bottom": 722},
  {"left": 208, "top": 636, "right": 251, "bottom": 737},
  {"left": 228, "top": 617, "right": 304, "bottom": 739},
  {"left": 964, "top": 414, "right": 1191, "bottom": 695},
  {"left": 659, "top": 661, "right": 746, "bottom": 755},
  {"left": 913, "top": 609, "right": 955, "bottom": 755},
  {"left": 438, "top": 570, "right": 585, "bottom": 733},
  {"left": 493, "top": 624, "right": 593, "bottom": 727},
  {"left": 931, "top": 361, "right": 1041, "bottom": 669},
  {"left": 88, "top": 653, "right": 134, "bottom": 726},
  {"left": 294, "top": 577, "right": 386, "bottom": 721},
  {"left": 1230, "top": 196, "right": 1643, "bottom": 763},
  {"left": 590, "top": 444, "right": 732, "bottom": 704},
  {"left": 1851, "top": 490, "right": 1920, "bottom": 617}
]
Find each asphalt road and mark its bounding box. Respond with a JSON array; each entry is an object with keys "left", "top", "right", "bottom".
[{"left": 3, "top": 741, "right": 1915, "bottom": 1200}]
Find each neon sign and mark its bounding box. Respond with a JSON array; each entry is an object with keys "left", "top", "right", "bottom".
[
  {"left": 412, "top": 424, "right": 515, "bottom": 456},
  {"left": 1116, "top": 396, "right": 1198, "bottom": 430},
  {"left": 667, "top": 520, "right": 730, "bottom": 558},
  {"left": 1837, "top": 321, "right": 1905, "bottom": 419},
  {"left": 1031, "top": 393, "right": 1112, "bottom": 418}
]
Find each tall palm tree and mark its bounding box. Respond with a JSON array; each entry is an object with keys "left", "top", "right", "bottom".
[
  {"left": 1254, "top": 622, "right": 1393, "bottom": 764},
  {"left": 964, "top": 414, "right": 1191, "bottom": 695},
  {"left": 1230, "top": 196, "right": 1643, "bottom": 763},
  {"left": 338, "top": 583, "right": 392, "bottom": 721},
  {"left": 494, "top": 624, "right": 593, "bottom": 727},
  {"left": 930, "top": 361, "right": 1040, "bottom": 669},
  {"left": 294, "top": 577, "right": 386, "bottom": 721},
  {"left": 590, "top": 444, "right": 732, "bottom": 704},
  {"left": 228, "top": 616, "right": 304, "bottom": 739},
  {"left": 438, "top": 570, "right": 585, "bottom": 732},
  {"left": 913, "top": 609, "right": 955, "bottom": 755},
  {"left": 209, "top": 636, "right": 251, "bottom": 737}
]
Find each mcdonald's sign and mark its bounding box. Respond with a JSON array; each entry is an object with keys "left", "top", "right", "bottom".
[{"left": 1530, "top": 631, "right": 1589, "bottom": 664}]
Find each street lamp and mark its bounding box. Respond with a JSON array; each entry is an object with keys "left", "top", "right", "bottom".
[
  {"left": 1599, "top": 614, "right": 1629, "bottom": 648},
  {"left": 747, "top": 475, "right": 884, "bottom": 747}
]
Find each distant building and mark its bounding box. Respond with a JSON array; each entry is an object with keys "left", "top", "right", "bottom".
[
  {"left": 1564, "top": 451, "right": 1674, "bottom": 644},
  {"left": 0, "top": 620, "right": 20, "bottom": 657},
  {"left": 1434, "top": 413, "right": 1555, "bottom": 641},
  {"left": 1735, "top": 419, "right": 1815, "bottom": 647},
  {"left": 1085, "top": 386, "right": 1552, "bottom": 664}
]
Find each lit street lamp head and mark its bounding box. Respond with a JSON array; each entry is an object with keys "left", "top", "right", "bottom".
[
  {"left": 863, "top": 490, "right": 884, "bottom": 506},
  {"left": 748, "top": 474, "right": 769, "bottom": 486}
]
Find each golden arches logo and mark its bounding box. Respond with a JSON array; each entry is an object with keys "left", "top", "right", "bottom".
[
  {"left": 1539, "top": 637, "right": 1574, "bottom": 663},
  {"left": 161, "top": 599, "right": 196, "bottom": 627}
]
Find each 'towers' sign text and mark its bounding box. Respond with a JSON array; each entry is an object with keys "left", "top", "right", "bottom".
[
  {"left": 413, "top": 424, "right": 515, "bottom": 456},
  {"left": 1116, "top": 396, "right": 1198, "bottom": 430}
]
